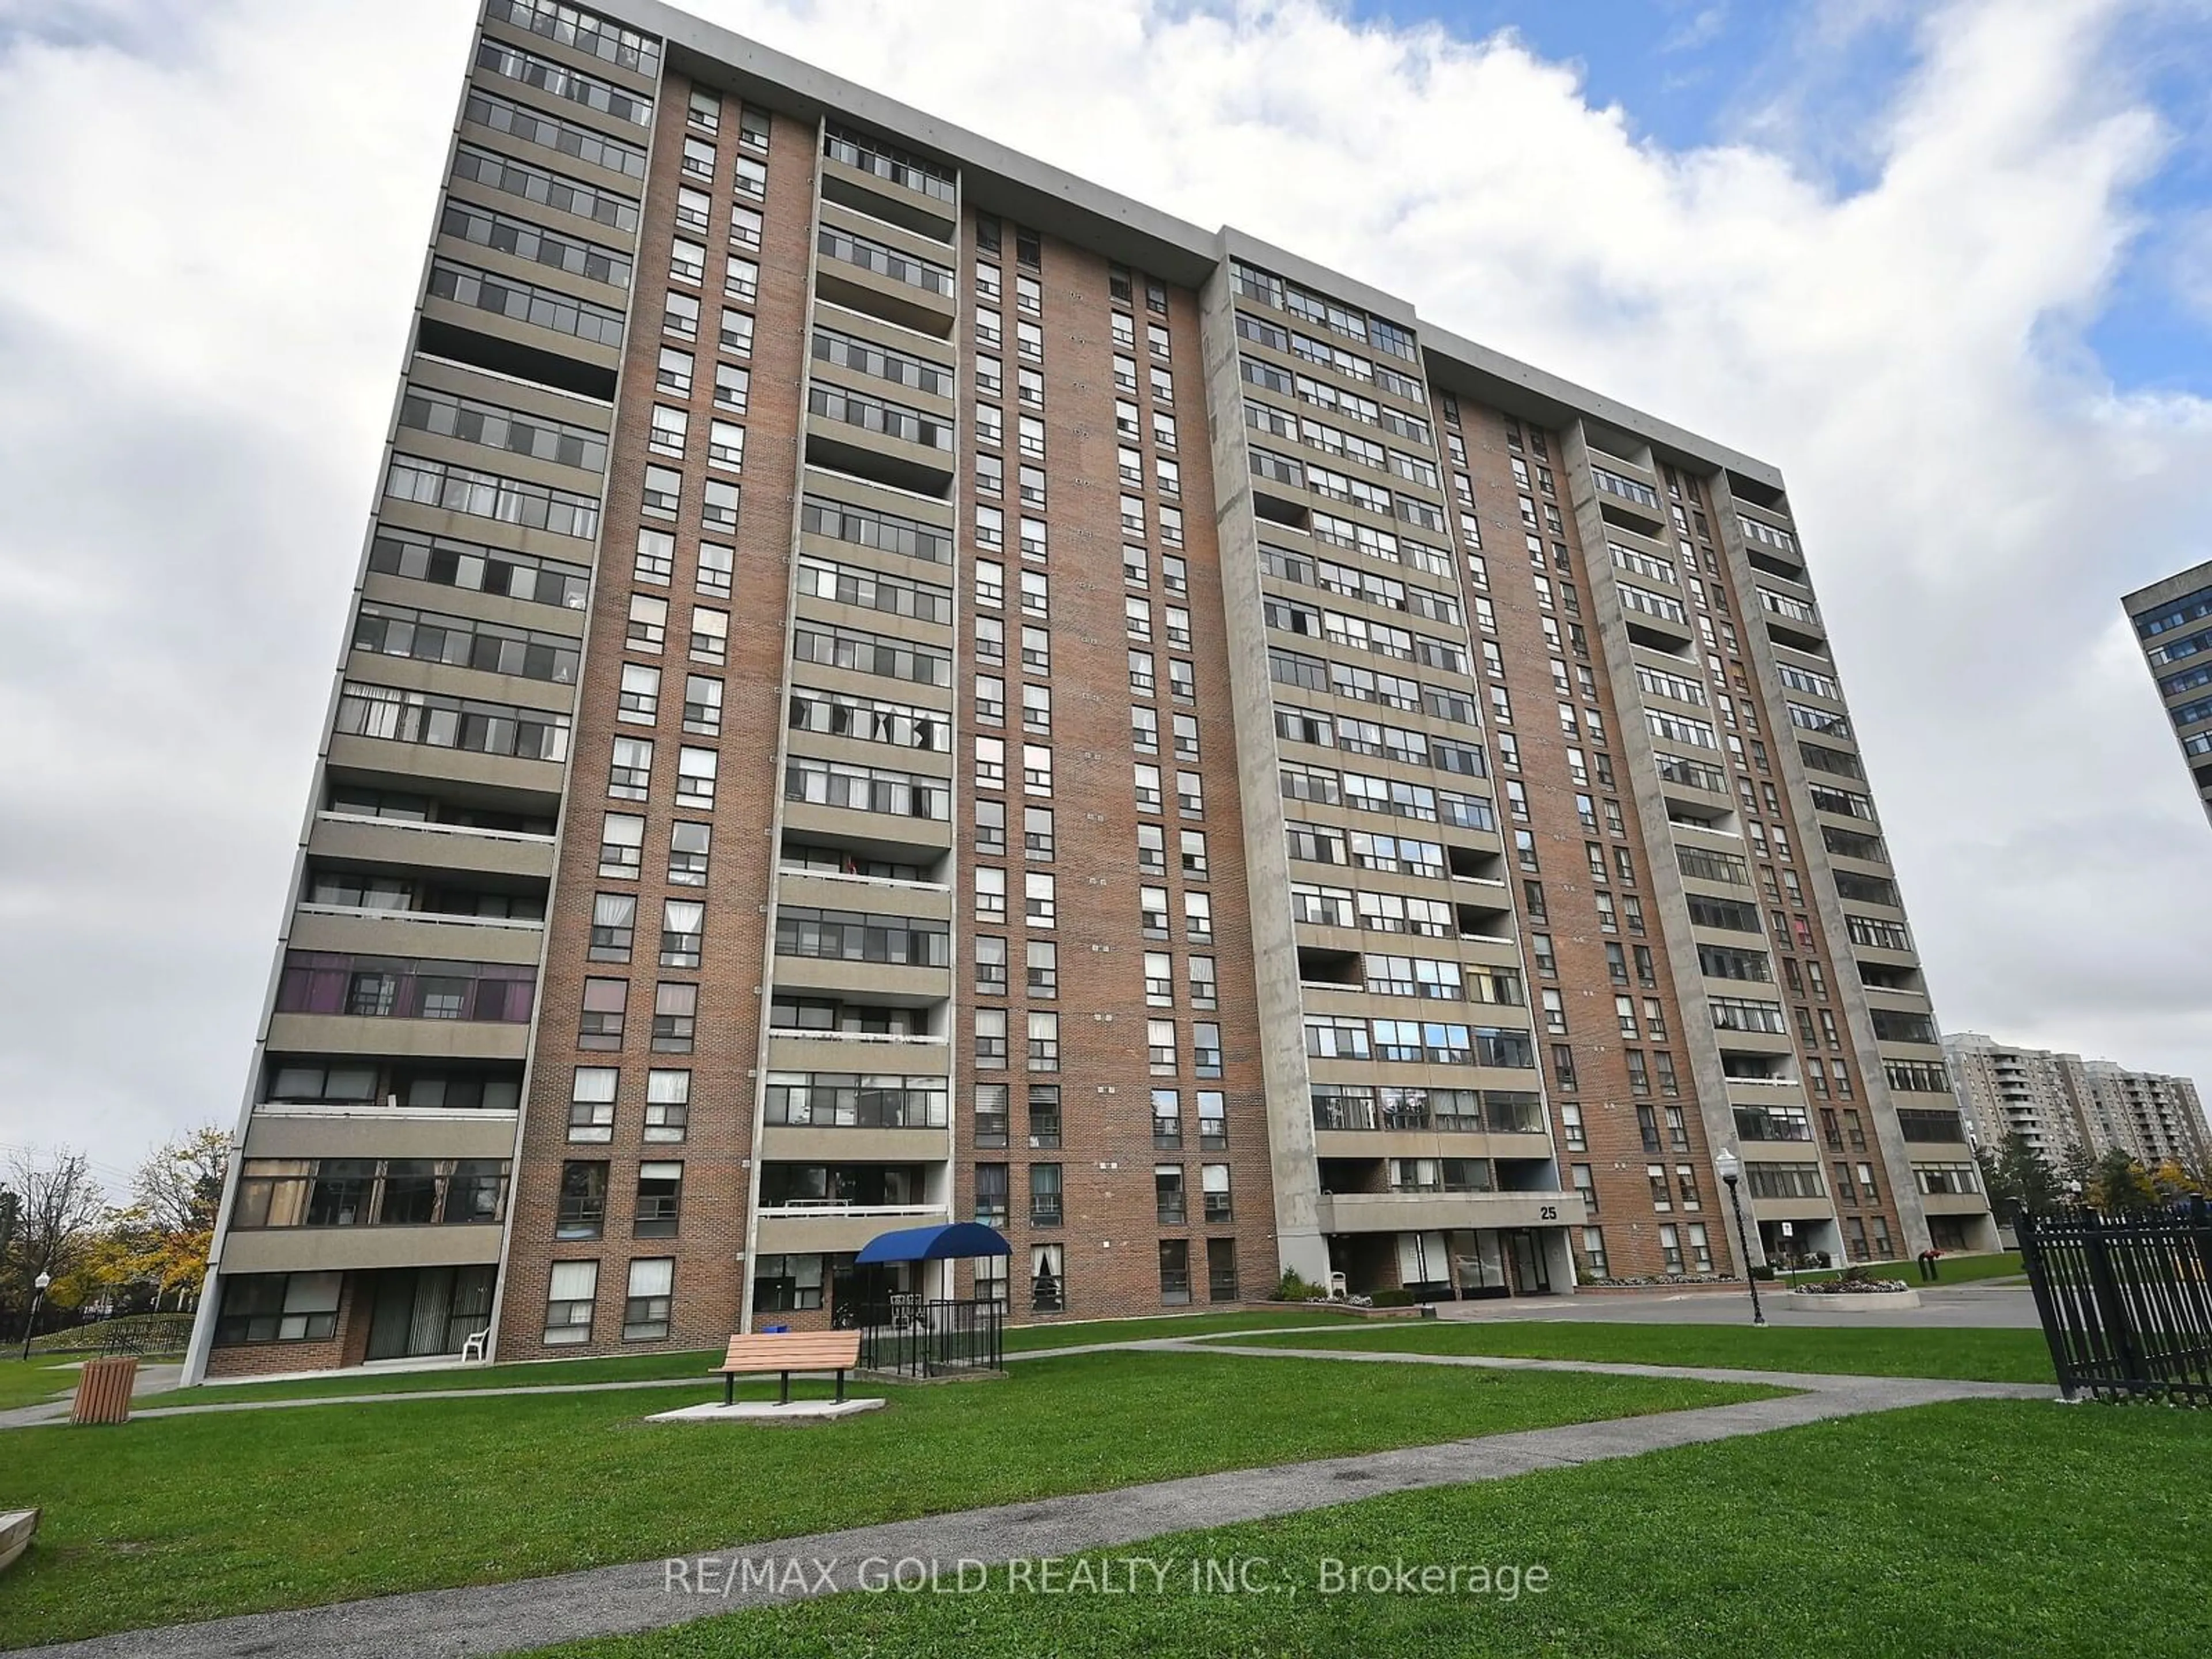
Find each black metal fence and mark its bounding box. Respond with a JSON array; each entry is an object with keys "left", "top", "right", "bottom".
[
  {"left": 857, "top": 1298, "right": 1005, "bottom": 1379},
  {"left": 2019, "top": 1203, "right": 2212, "bottom": 1405}
]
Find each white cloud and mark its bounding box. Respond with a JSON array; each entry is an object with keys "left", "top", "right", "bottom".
[{"left": 2, "top": 0, "right": 2210, "bottom": 1169}]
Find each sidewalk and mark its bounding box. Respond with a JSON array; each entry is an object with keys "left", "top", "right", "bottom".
[
  {"left": 0, "top": 1363, "right": 183, "bottom": 1431},
  {"left": 10, "top": 1342, "right": 2055, "bottom": 1659},
  {"left": 1431, "top": 1281, "right": 2040, "bottom": 1329}
]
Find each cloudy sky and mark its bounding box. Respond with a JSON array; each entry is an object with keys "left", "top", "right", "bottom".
[{"left": 2, "top": 0, "right": 2210, "bottom": 1187}]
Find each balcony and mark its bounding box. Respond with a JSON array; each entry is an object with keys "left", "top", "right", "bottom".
[
  {"left": 1732, "top": 1107, "right": 1814, "bottom": 1143},
  {"left": 222, "top": 1157, "right": 509, "bottom": 1274},
  {"left": 1316, "top": 1190, "right": 1584, "bottom": 1233},
  {"left": 307, "top": 810, "right": 556, "bottom": 882},
  {"left": 241, "top": 1108, "right": 519, "bottom": 1162},
  {"left": 266, "top": 950, "right": 533, "bottom": 1061},
  {"left": 815, "top": 211, "right": 957, "bottom": 336},
  {"left": 287, "top": 903, "right": 544, "bottom": 965},
  {"left": 820, "top": 128, "right": 957, "bottom": 241},
  {"left": 753, "top": 1203, "right": 950, "bottom": 1255},
  {"left": 1897, "top": 1109, "right": 1971, "bottom": 1149}
]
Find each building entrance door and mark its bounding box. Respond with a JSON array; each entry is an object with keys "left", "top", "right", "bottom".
[{"left": 1506, "top": 1230, "right": 1552, "bottom": 1297}]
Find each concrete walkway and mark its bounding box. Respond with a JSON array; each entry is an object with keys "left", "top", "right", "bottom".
[
  {"left": 0, "top": 1363, "right": 183, "bottom": 1430},
  {"left": 12, "top": 1342, "right": 2055, "bottom": 1659},
  {"left": 1434, "top": 1280, "right": 2040, "bottom": 1329}
]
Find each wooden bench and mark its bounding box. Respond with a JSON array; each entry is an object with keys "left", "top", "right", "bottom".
[{"left": 714, "top": 1331, "right": 862, "bottom": 1407}]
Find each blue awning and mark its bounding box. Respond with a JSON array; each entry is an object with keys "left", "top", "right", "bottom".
[{"left": 854, "top": 1222, "right": 1013, "bottom": 1264}]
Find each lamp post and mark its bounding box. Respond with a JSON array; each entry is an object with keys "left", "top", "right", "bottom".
[
  {"left": 20, "top": 1270, "right": 51, "bottom": 1362},
  {"left": 1715, "top": 1151, "right": 1765, "bottom": 1327}
]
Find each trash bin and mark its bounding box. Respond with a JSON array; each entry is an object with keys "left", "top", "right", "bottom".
[{"left": 71, "top": 1356, "right": 137, "bottom": 1426}]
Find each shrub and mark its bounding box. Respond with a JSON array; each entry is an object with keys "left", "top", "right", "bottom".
[
  {"left": 1370, "top": 1289, "right": 1416, "bottom": 1308},
  {"left": 1749, "top": 1264, "right": 1777, "bottom": 1282},
  {"left": 1274, "top": 1270, "right": 1321, "bottom": 1303}
]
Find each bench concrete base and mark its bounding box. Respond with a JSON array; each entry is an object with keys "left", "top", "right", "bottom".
[
  {"left": 0, "top": 1509, "right": 39, "bottom": 1574},
  {"left": 646, "top": 1398, "right": 887, "bottom": 1424},
  {"left": 1781, "top": 1287, "right": 1922, "bottom": 1312}
]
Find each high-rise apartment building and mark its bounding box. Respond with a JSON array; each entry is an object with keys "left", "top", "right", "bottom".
[
  {"left": 1945, "top": 1032, "right": 2212, "bottom": 1174},
  {"left": 181, "top": 0, "right": 1993, "bottom": 1382},
  {"left": 2126, "top": 558, "right": 2212, "bottom": 824}
]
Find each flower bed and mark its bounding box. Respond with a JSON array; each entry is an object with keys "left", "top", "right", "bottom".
[{"left": 1793, "top": 1276, "right": 1912, "bottom": 1296}]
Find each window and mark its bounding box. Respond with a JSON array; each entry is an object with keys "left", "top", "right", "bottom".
[
  {"left": 544, "top": 1260, "right": 598, "bottom": 1344},
  {"left": 1189, "top": 956, "right": 1218, "bottom": 1010},
  {"left": 1028, "top": 1084, "right": 1062, "bottom": 1146},
  {"left": 1193, "top": 1023, "right": 1222, "bottom": 1078},
  {"left": 652, "top": 982, "right": 698, "bottom": 1052},
  {"left": 1025, "top": 871, "right": 1056, "bottom": 926},
  {"left": 618, "top": 663, "right": 661, "bottom": 725},
  {"left": 668, "top": 820, "right": 710, "bottom": 885},
  {"left": 578, "top": 978, "right": 626, "bottom": 1048},
  {"left": 1198, "top": 1090, "right": 1226, "bottom": 1149},
  {"left": 634, "top": 1161, "right": 682, "bottom": 1237},
  {"left": 568, "top": 1066, "right": 616, "bottom": 1142},
  {"left": 645, "top": 1069, "right": 689, "bottom": 1142},
  {"left": 1202, "top": 1164, "right": 1232, "bottom": 1223},
  {"left": 589, "top": 892, "right": 637, "bottom": 961},
  {"left": 649, "top": 405, "right": 687, "bottom": 457},
  {"left": 975, "top": 865, "right": 1007, "bottom": 920},
  {"left": 690, "top": 607, "right": 728, "bottom": 663},
  {"left": 682, "top": 675, "right": 722, "bottom": 736},
  {"left": 555, "top": 1160, "right": 607, "bottom": 1239},
  {"left": 1027, "top": 938, "right": 1058, "bottom": 998},
  {"left": 975, "top": 933, "right": 1009, "bottom": 997},
  {"left": 660, "top": 900, "right": 703, "bottom": 968},
  {"left": 1152, "top": 1085, "right": 1182, "bottom": 1145},
  {"left": 975, "top": 1008, "right": 1008, "bottom": 1069},
  {"left": 675, "top": 745, "right": 717, "bottom": 808},
  {"left": 1030, "top": 1164, "right": 1063, "bottom": 1226},
  {"left": 975, "top": 798, "right": 1006, "bottom": 855},
  {"left": 622, "top": 1257, "right": 673, "bottom": 1340},
  {"left": 1158, "top": 1237, "right": 1191, "bottom": 1303},
  {"left": 974, "top": 1083, "right": 1011, "bottom": 1149},
  {"left": 599, "top": 812, "right": 643, "bottom": 877},
  {"left": 627, "top": 593, "right": 667, "bottom": 652},
  {"left": 1184, "top": 890, "right": 1213, "bottom": 942}
]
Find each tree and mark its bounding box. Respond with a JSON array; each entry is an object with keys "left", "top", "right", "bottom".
[
  {"left": 2147, "top": 1160, "right": 2203, "bottom": 1203},
  {"left": 96, "top": 1126, "right": 229, "bottom": 1310},
  {"left": 2092, "top": 1147, "right": 2158, "bottom": 1214},
  {"left": 2058, "top": 1141, "right": 2098, "bottom": 1203},
  {"left": 1, "top": 1149, "right": 108, "bottom": 1330},
  {"left": 1980, "top": 1131, "right": 2063, "bottom": 1223}
]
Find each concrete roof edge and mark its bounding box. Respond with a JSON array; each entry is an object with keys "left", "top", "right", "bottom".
[
  {"left": 588, "top": 0, "right": 1787, "bottom": 490},
  {"left": 2122, "top": 558, "right": 2212, "bottom": 613},
  {"left": 1419, "top": 323, "right": 1785, "bottom": 488}
]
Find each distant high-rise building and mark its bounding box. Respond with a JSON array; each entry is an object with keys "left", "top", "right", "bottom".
[
  {"left": 1945, "top": 1032, "right": 2212, "bottom": 1173},
  {"left": 2125, "top": 558, "right": 2212, "bottom": 824},
  {"left": 181, "top": 0, "right": 1994, "bottom": 1382}
]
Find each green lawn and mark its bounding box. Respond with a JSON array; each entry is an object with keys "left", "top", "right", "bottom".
[
  {"left": 531, "top": 1398, "right": 2212, "bottom": 1659},
  {"left": 1205, "top": 1319, "right": 2057, "bottom": 1383},
  {"left": 1786, "top": 1249, "right": 2025, "bottom": 1287},
  {"left": 1002, "top": 1308, "right": 1366, "bottom": 1353},
  {"left": 156, "top": 1345, "right": 728, "bottom": 1407},
  {"left": 151, "top": 1311, "right": 1366, "bottom": 1408},
  {"left": 0, "top": 1357, "right": 81, "bottom": 1412},
  {"left": 0, "top": 1349, "right": 1768, "bottom": 1647}
]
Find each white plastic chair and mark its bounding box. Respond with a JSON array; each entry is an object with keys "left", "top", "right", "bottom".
[{"left": 460, "top": 1329, "right": 490, "bottom": 1363}]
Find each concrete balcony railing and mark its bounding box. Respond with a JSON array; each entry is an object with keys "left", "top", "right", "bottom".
[
  {"left": 753, "top": 1203, "right": 949, "bottom": 1255},
  {"left": 1315, "top": 1190, "right": 1585, "bottom": 1233}
]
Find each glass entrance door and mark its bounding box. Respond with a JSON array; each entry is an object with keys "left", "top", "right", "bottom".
[{"left": 1507, "top": 1230, "right": 1552, "bottom": 1297}]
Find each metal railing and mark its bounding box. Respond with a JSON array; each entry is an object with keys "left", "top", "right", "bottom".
[
  {"left": 857, "top": 1298, "right": 1005, "bottom": 1378},
  {"left": 2020, "top": 1203, "right": 2212, "bottom": 1406}
]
